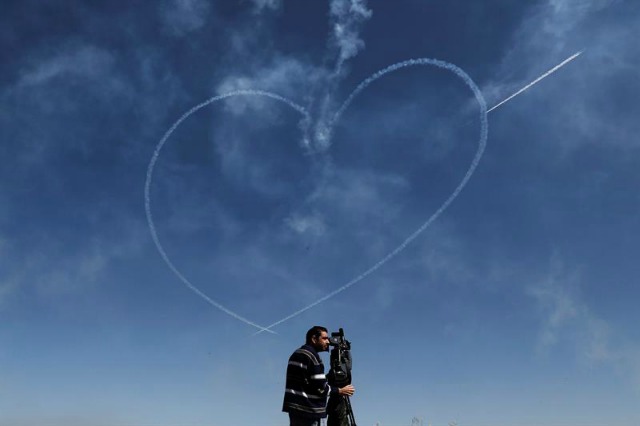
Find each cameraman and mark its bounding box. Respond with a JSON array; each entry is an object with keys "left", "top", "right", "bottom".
[{"left": 283, "top": 326, "right": 355, "bottom": 426}]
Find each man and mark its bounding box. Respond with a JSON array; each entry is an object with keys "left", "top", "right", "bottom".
[{"left": 283, "top": 326, "right": 355, "bottom": 426}]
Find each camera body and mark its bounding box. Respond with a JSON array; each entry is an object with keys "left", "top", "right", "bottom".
[
  {"left": 327, "top": 328, "right": 352, "bottom": 388},
  {"left": 329, "top": 328, "right": 351, "bottom": 350}
]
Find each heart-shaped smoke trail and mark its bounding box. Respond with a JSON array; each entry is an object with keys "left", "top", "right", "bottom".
[
  {"left": 145, "top": 0, "right": 581, "bottom": 333},
  {"left": 145, "top": 59, "right": 487, "bottom": 336},
  {"left": 145, "top": 51, "right": 583, "bottom": 334}
]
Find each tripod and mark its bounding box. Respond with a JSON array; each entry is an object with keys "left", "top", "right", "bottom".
[
  {"left": 327, "top": 386, "right": 357, "bottom": 426},
  {"left": 327, "top": 329, "right": 356, "bottom": 426},
  {"left": 343, "top": 394, "right": 356, "bottom": 426}
]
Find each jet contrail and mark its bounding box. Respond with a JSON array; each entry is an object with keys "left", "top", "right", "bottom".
[{"left": 487, "top": 50, "right": 583, "bottom": 113}]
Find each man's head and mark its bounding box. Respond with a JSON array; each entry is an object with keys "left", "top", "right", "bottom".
[{"left": 306, "top": 325, "right": 330, "bottom": 352}]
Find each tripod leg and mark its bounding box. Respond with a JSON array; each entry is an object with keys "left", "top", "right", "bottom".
[
  {"left": 328, "top": 395, "right": 353, "bottom": 426},
  {"left": 344, "top": 396, "right": 356, "bottom": 426}
]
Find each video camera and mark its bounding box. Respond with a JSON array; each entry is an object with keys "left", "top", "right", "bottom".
[
  {"left": 327, "top": 328, "right": 352, "bottom": 387},
  {"left": 328, "top": 328, "right": 351, "bottom": 350}
]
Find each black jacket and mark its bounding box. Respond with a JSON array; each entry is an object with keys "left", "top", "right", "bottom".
[{"left": 282, "top": 344, "right": 338, "bottom": 418}]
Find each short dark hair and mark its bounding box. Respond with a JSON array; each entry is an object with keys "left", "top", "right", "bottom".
[{"left": 306, "top": 326, "right": 328, "bottom": 344}]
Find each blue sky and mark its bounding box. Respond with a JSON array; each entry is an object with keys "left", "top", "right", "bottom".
[{"left": 1, "top": 1, "right": 639, "bottom": 425}]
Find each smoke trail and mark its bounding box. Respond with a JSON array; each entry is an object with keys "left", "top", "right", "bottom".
[
  {"left": 254, "top": 58, "right": 489, "bottom": 335},
  {"left": 330, "top": 0, "right": 373, "bottom": 74},
  {"left": 145, "top": 89, "right": 309, "bottom": 334},
  {"left": 487, "top": 51, "right": 583, "bottom": 113},
  {"left": 304, "top": 0, "right": 372, "bottom": 152}
]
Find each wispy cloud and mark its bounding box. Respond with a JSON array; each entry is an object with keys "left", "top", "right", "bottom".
[
  {"left": 539, "top": 0, "right": 618, "bottom": 41},
  {"left": 319, "top": 168, "right": 409, "bottom": 221},
  {"left": 216, "top": 55, "right": 323, "bottom": 114},
  {"left": 0, "top": 216, "right": 146, "bottom": 309},
  {"left": 17, "top": 45, "right": 116, "bottom": 88},
  {"left": 0, "top": 43, "right": 131, "bottom": 173},
  {"left": 209, "top": 1, "right": 374, "bottom": 157},
  {"left": 483, "top": 0, "right": 639, "bottom": 152},
  {"left": 285, "top": 211, "right": 326, "bottom": 237},
  {"left": 159, "top": 0, "right": 212, "bottom": 36},
  {"left": 329, "top": 0, "right": 373, "bottom": 69},
  {"left": 0, "top": 272, "right": 18, "bottom": 312},
  {"left": 528, "top": 257, "right": 583, "bottom": 352},
  {"left": 528, "top": 254, "right": 640, "bottom": 387},
  {"left": 249, "top": 0, "right": 282, "bottom": 13},
  {"left": 306, "top": 0, "right": 373, "bottom": 151}
]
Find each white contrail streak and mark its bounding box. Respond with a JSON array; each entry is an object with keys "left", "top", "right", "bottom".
[
  {"left": 145, "top": 90, "right": 309, "bottom": 335},
  {"left": 255, "top": 58, "right": 489, "bottom": 335},
  {"left": 487, "top": 51, "right": 583, "bottom": 113}
]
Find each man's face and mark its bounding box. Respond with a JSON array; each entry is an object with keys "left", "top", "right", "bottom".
[{"left": 312, "top": 331, "right": 330, "bottom": 352}]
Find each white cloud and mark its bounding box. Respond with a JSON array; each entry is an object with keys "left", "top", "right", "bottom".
[
  {"left": 160, "top": 0, "right": 211, "bottom": 36},
  {"left": 209, "top": 56, "right": 327, "bottom": 197},
  {"left": 18, "top": 46, "right": 115, "bottom": 88},
  {"left": 319, "top": 168, "right": 410, "bottom": 223},
  {"left": 0, "top": 37, "right": 187, "bottom": 198},
  {"left": 298, "top": 0, "right": 373, "bottom": 152},
  {"left": 3, "top": 42, "right": 130, "bottom": 138},
  {"left": 528, "top": 260, "right": 582, "bottom": 350},
  {"left": 527, "top": 254, "right": 640, "bottom": 387},
  {"left": 216, "top": 55, "right": 324, "bottom": 114},
  {"left": 249, "top": 0, "right": 282, "bottom": 13},
  {"left": 0, "top": 218, "right": 147, "bottom": 308},
  {"left": 204, "top": 242, "right": 324, "bottom": 307},
  {"left": 482, "top": 0, "right": 639, "bottom": 156},
  {"left": 507, "top": 0, "right": 618, "bottom": 57},
  {"left": 7, "top": 44, "right": 130, "bottom": 116},
  {"left": 329, "top": 0, "right": 373, "bottom": 63},
  {"left": 33, "top": 248, "right": 108, "bottom": 298},
  {"left": 213, "top": 1, "right": 373, "bottom": 156},
  {"left": 542, "top": 0, "right": 618, "bottom": 38},
  {"left": 285, "top": 212, "right": 326, "bottom": 237}
]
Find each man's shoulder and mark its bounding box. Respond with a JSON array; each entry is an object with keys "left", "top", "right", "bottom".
[{"left": 291, "top": 344, "right": 322, "bottom": 365}]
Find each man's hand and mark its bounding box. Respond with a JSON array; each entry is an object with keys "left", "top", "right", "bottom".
[{"left": 338, "top": 384, "right": 355, "bottom": 396}]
